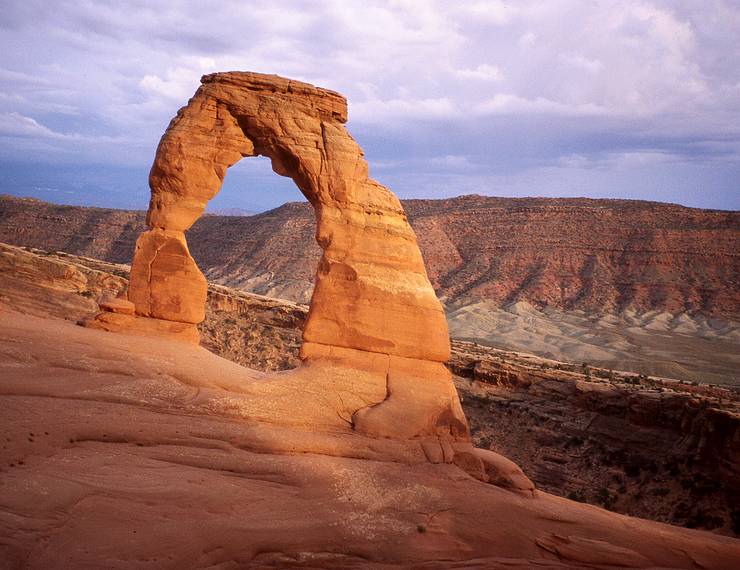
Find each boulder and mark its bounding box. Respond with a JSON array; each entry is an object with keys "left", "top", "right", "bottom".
[
  {"left": 98, "top": 296, "right": 135, "bottom": 315},
  {"left": 474, "top": 448, "right": 536, "bottom": 493}
]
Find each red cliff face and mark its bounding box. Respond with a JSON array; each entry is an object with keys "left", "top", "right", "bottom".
[
  {"left": 408, "top": 195, "right": 739, "bottom": 317},
  {"left": 1, "top": 194, "right": 738, "bottom": 318}
]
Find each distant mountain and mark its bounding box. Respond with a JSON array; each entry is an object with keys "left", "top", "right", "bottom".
[
  {"left": 205, "top": 207, "right": 258, "bottom": 217},
  {"left": 1, "top": 193, "right": 738, "bottom": 318}
]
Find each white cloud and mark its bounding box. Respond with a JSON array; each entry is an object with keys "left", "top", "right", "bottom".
[
  {"left": 558, "top": 150, "right": 680, "bottom": 169},
  {"left": 140, "top": 61, "right": 213, "bottom": 102},
  {"left": 475, "top": 94, "right": 607, "bottom": 116},
  {"left": 428, "top": 155, "right": 475, "bottom": 169},
  {"left": 0, "top": 0, "right": 738, "bottom": 209},
  {"left": 461, "top": 1, "right": 517, "bottom": 25},
  {"left": 559, "top": 53, "right": 603, "bottom": 74},
  {"left": 0, "top": 68, "right": 51, "bottom": 86},
  {"left": 0, "top": 112, "right": 61, "bottom": 138},
  {"left": 351, "top": 97, "right": 457, "bottom": 122},
  {"left": 456, "top": 64, "right": 504, "bottom": 81},
  {"left": 518, "top": 32, "right": 537, "bottom": 47}
]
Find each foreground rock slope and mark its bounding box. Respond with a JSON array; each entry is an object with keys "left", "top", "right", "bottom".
[
  {"left": 2, "top": 294, "right": 740, "bottom": 567},
  {"left": 5, "top": 242, "right": 737, "bottom": 537},
  {"left": 0, "top": 246, "right": 738, "bottom": 568}
]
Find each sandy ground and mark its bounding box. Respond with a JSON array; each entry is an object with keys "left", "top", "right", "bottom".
[{"left": 447, "top": 300, "right": 740, "bottom": 386}]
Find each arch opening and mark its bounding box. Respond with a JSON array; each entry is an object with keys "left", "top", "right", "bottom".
[
  {"left": 131, "top": 71, "right": 451, "bottom": 363},
  {"left": 206, "top": 155, "right": 304, "bottom": 216},
  {"left": 103, "top": 71, "right": 474, "bottom": 443}
]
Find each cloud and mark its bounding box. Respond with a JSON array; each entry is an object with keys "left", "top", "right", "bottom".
[
  {"left": 0, "top": 68, "right": 51, "bottom": 86},
  {"left": 558, "top": 53, "right": 603, "bottom": 74},
  {"left": 518, "top": 32, "right": 537, "bottom": 47},
  {"left": 460, "top": 1, "right": 517, "bottom": 25},
  {"left": 474, "top": 94, "right": 608, "bottom": 117},
  {"left": 0, "top": 0, "right": 738, "bottom": 210},
  {"left": 139, "top": 58, "right": 216, "bottom": 101},
  {"left": 558, "top": 150, "right": 681, "bottom": 170},
  {"left": 428, "top": 155, "right": 476, "bottom": 169},
  {"left": 455, "top": 64, "right": 504, "bottom": 81},
  {"left": 351, "top": 97, "right": 457, "bottom": 122},
  {"left": 0, "top": 112, "right": 62, "bottom": 138}
]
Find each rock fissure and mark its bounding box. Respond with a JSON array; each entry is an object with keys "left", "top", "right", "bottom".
[{"left": 144, "top": 240, "right": 166, "bottom": 318}]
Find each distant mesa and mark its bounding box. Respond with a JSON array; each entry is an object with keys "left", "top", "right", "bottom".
[
  {"left": 205, "top": 207, "right": 257, "bottom": 216},
  {"left": 2, "top": 192, "right": 736, "bottom": 321}
]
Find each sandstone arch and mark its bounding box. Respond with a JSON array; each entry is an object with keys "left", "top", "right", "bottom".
[
  {"left": 122, "top": 72, "right": 471, "bottom": 445},
  {"left": 130, "top": 72, "right": 449, "bottom": 362}
]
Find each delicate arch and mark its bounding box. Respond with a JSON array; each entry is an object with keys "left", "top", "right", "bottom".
[{"left": 128, "top": 72, "right": 450, "bottom": 363}]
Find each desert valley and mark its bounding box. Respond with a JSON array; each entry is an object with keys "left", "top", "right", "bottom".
[
  {"left": 2, "top": 192, "right": 738, "bottom": 385},
  {"left": 1, "top": 68, "right": 739, "bottom": 570}
]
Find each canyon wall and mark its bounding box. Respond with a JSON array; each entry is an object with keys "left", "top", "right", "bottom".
[{"left": 2, "top": 194, "right": 737, "bottom": 318}]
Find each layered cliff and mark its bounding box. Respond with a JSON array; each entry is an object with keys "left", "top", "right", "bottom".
[{"left": 2, "top": 194, "right": 737, "bottom": 318}]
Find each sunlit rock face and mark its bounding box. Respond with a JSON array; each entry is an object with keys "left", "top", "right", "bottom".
[
  {"left": 133, "top": 71, "right": 449, "bottom": 361},
  {"left": 122, "top": 71, "right": 467, "bottom": 444}
]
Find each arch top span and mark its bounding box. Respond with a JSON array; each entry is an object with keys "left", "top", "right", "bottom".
[
  {"left": 129, "top": 70, "right": 451, "bottom": 364},
  {"left": 147, "top": 71, "right": 355, "bottom": 232}
]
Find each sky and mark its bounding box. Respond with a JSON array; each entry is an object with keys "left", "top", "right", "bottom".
[{"left": 1, "top": 0, "right": 739, "bottom": 212}]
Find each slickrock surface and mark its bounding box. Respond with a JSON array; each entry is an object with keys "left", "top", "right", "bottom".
[
  {"left": 2, "top": 242, "right": 739, "bottom": 537},
  {"left": 3, "top": 305, "right": 740, "bottom": 568}
]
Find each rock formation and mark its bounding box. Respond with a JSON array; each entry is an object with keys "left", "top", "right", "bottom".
[
  {"left": 3, "top": 294, "right": 740, "bottom": 567},
  {"left": 3, "top": 242, "right": 740, "bottom": 536},
  {"left": 130, "top": 72, "right": 448, "bottom": 359},
  {"left": 94, "top": 72, "right": 469, "bottom": 450},
  {"left": 4, "top": 193, "right": 738, "bottom": 320}
]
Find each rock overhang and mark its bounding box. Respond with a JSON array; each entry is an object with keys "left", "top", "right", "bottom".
[{"left": 200, "top": 71, "right": 349, "bottom": 123}]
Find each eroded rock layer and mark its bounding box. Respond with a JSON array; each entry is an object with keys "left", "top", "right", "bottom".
[
  {"left": 3, "top": 195, "right": 738, "bottom": 320},
  {"left": 132, "top": 71, "right": 448, "bottom": 363},
  {"left": 119, "top": 72, "right": 464, "bottom": 445}
]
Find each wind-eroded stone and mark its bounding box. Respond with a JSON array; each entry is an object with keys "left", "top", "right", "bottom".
[
  {"left": 119, "top": 71, "right": 465, "bottom": 443},
  {"left": 131, "top": 71, "right": 449, "bottom": 362},
  {"left": 128, "top": 229, "right": 207, "bottom": 324}
]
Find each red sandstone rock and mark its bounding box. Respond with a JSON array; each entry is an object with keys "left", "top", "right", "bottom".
[
  {"left": 474, "top": 448, "right": 536, "bottom": 493},
  {"left": 98, "top": 295, "right": 135, "bottom": 315},
  {"left": 128, "top": 229, "right": 207, "bottom": 324},
  {"left": 116, "top": 71, "right": 467, "bottom": 445},
  {"left": 0, "top": 245, "right": 738, "bottom": 556},
  {"left": 3, "top": 308, "right": 739, "bottom": 569},
  {"left": 132, "top": 71, "right": 448, "bottom": 363},
  {"left": 83, "top": 311, "right": 200, "bottom": 344}
]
